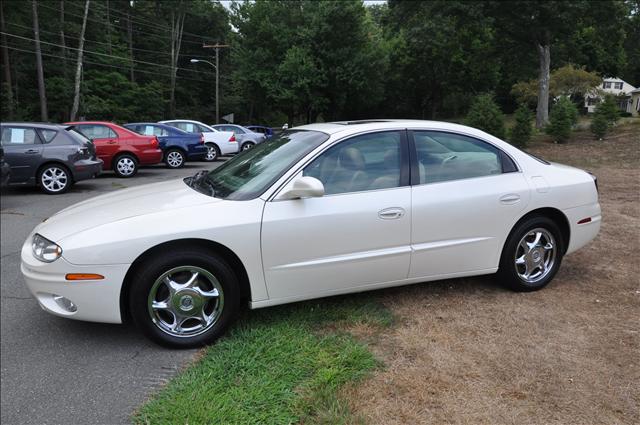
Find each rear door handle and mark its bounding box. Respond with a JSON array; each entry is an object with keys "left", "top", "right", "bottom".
[
  {"left": 24, "top": 149, "right": 39, "bottom": 154},
  {"left": 499, "top": 194, "right": 521, "bottom": 204},
  {"left": 378, "top": 207, "right": 405, "bottom": 220},
  {"left": 107, "top": 140, "right": 117, "bottom": 144}
]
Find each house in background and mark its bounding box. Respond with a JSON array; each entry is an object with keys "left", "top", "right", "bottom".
[
  {"left": 631, "top": 89, "right": 640, "bottom": 117},
  {"left": 584, "top": 77, "right": 637, "bottom": 114}
]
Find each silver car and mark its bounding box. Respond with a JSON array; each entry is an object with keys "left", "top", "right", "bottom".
[{"left": 211, "top": 124, "right": 266, "bottom": 151}]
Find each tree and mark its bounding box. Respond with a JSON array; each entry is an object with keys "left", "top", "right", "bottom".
[
  {"left": 546, "top": 96, "right": 578, "bottom": 143},
  {"left": 590, "top": 109, "right": 609, "bottom": 140},
  {"left": 598, "top": 94, "right": 621, "bottom": 125},
  {"left": 32, "top": 0, "right": 47, "bottom": 121},
  {"left": 465, "top": 94, "right": 505, "bottom": 139},
  {"left": 168, "top": 7, "right": 185, "bottom": 118},
  {"left": 70, "top": 0, "right": 90, "bottom": 121},
  {"left": 510, "top": 104, "right": 533, "bottom": 147},
  {"left": 0, "top": 1, "right": 14, "bottom": 118}
]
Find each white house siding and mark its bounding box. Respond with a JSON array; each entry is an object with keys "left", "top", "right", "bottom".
[{"left": 584, "top": 77, "right": 637, "bottom": 113}]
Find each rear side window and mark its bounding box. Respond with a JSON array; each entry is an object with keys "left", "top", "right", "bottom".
[
  {"left": 141, "top": 125, "right": 168, "bottom": 136},
  {"left": 174, "top": 122, "right": 197, "bottom": 133},
  {"left": 412, "top": 131, "right": 504, "bottom": 184},
  {"left": 39, "top": 129, "right": 58, "bottom": 143},
  {"left": 1, "top": 127, "right": 40, "bottom": 145},
  {"left": 78, "top": 125, "right": 117, "bottom": 139},
  {"left": 67, "top": 128, "right": 91, "bottom": 144}
]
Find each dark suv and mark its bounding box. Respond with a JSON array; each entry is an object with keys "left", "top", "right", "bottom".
[{"left": 0, "top": 123, "right": 103, "bottom": 194}]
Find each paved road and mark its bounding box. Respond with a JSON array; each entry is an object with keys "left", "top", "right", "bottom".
[{"left": 1, "top": 162, "right": 220, "bottom": 425}]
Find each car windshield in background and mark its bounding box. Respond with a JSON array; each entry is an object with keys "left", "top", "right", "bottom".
[{"left": 190, "top": 130, "right": 329, "bottom": 200}]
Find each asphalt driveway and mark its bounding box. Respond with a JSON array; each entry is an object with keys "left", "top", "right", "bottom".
[{"left": 1, "top": 162, "right": 220, "bottom": 425}]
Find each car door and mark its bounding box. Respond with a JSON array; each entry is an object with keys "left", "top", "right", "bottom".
[
  {"left": 77, "top": 125, "right": 119, "bottom": 163},
  {"left": 261, "top": 130, "right": 412, "bottom": 300},
  {"left": 0, "top": 126, "right": 44, "bottom": 183},
  {"left": 408, "top": 130, "right": 531, "bottom": 278}
]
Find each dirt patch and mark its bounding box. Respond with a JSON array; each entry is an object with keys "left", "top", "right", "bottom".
[{"left": 347, "top": 123, "right": 640, "bottom": 424}]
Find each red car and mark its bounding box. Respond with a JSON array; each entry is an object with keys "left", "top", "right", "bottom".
[{"left": 65, "top": 121, "right": 163, "bottom": 177}]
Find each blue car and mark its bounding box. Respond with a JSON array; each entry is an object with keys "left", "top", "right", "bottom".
[
  {"left": 124, "top": 122, "right": 207, "bottom": 168},
  {"left": 246, "top": 125, "right": 274, "bottom": 140}
]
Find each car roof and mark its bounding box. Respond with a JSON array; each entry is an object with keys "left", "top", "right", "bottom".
[
  {"left": 293, "top": 119, "right": 493, "bottom": 138},
  {"left": 1, "top": 122, "right": 69, "bottom": 130}
]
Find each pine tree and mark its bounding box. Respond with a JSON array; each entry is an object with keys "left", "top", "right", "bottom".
[
  {"left": 465, "top": 94, "right": 505, "bottom": 139},
  {"left": 510, "top": 104, "right": 533, "bottom": 147}
]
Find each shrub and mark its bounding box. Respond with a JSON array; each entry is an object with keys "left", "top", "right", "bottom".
[
  {"left": 590, "top": 110, "right": 609, "bottom": 140},
  {"left": 599, "top": 94, "right": 620, "bottom": 125},
  {"left": 546, "top": 97, "right": 578, "bottom": 143},
  {"left": 509, "top": 104, "right": 533, "bottom": 147},
  {"left": 465, "top": 94, "right": 505, "bottom": 139}
]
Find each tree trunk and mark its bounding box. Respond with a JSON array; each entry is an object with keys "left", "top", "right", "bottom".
[
  {"left": 0, "top": 1, "right": 14, "bottom": 118},
  {"left": 127, "top": 7, "right": 134, "bottom": 82},
  {"left": 536, "top": 43, "right": 551, "bottom": 128},
  {"left": 169, "top": 8, "right": 185, "bottom": 118},
  {"left": 32, "top": 0, "right": 48, "bottom": 121},
  {"left": 105, "top": 0, "right": 111, "bottom": 54},
  {"left": 70, "top": 0, "right": 90, "bottom": 121}
]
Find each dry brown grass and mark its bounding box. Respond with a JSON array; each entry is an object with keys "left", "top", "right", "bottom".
[{"left": 345, "top": 122, "right": 640, "bottom": 425}]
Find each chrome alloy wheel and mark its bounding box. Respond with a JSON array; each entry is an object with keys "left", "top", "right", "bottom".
[
  {"left": 147, "top": 266, "right": 224, "bottom": 337},
  {"left": 166, "top": 151, "right": 184, "bottom": 168},
  {"left": 116, "top": 157, "right": 136, "bottom": 176},
  {"left": 205, "top": 146, "right": 217, "bottom": 161},
  {"left": 41, "top": 166, "right": 69, "bottom": 192},
  {"left": 514, "top": 228, "right": 556, "bottom": 283},
  {"left": 241, "top": 142, "right": 254, "bottom": 151}
]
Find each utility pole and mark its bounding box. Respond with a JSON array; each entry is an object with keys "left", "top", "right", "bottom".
[{"left": 202, "top": 43, "right": 228, "bottom": 124}]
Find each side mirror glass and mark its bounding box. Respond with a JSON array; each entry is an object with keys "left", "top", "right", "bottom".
[{"left": 278, "top": 176, "right": 324, "bottom": 200}]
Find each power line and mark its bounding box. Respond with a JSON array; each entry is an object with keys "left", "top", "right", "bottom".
[
  {"left": 5, "top": 21, "right": 212, "bottom": 59},
  {"left": 2, "top": 44, "right": 209, "bottom": 83},
  {"left": 1, "top": 31, "right": 212, "bottom": 76}
]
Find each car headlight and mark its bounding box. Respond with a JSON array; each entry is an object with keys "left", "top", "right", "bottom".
[{"left": 32, "top": 233, "right": 62, "bottom": 263}]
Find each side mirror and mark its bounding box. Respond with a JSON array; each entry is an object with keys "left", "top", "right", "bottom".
[{"left": 279, "top": 176, "right": 324, "bottom": 200}]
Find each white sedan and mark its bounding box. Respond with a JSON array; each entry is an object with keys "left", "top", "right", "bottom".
[{"left": 21, "top": 120, "right": 601, "bottom": 347}]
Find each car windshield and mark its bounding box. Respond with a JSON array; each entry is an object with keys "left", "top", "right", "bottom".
[{"left": 187, "top": 130, "right": 329, "bottom": 200}]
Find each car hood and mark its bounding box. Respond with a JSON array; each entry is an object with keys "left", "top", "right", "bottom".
[{"left": 37, "top": 179, "right": 220, "bottom": 241}]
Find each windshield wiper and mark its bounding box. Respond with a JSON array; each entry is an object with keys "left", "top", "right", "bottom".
[{"left": 187, "top": 170, "right": 216, "bottom": 196}]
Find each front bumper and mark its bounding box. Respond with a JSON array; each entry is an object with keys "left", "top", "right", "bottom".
[{"left": 20, "top": 236, "right": 128, "bottom": 324}]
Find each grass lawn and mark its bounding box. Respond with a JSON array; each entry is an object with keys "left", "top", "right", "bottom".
[{"left": 133, "top": 297, "right": 392, "bottom": 424}]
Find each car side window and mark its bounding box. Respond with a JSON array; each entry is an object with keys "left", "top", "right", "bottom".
[
  {"left": 304, "top": 131, "right": 403, "bottom": 195},
  {"left": 39, "top": 129, "right": 58, "bottom": 143},
  {"left": 196, "top": 124, "right": 211, "bottom": 133},
  {"left": 233, "top": 126, "right": 245, "bottom": 134},
  {"left": 142, "top": 125, "right": 167, "bottom": 136},
  {"left": 79, "top": 125, "right": 116, "bottom": 139},
  {"left": 412, "top": 131, "right": 504, "bottom": 184},
  {"left": 1, "top": 127, "right": 40, "bottom": 145}
]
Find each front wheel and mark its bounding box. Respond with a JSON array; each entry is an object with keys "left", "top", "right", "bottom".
[
  {"left": 129, "top": 250, "right": 240, "bottom": 348},
  {"left": 241, "top": 142, "right": 255, "bottom": 151},
  {"left": 497, "top": 216, "right": 564, "bottom": 292}
]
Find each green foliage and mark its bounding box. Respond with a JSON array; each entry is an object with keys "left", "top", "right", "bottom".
[
  {"left": 464, "top": 94, "right": 505, "bottom": 138},
  {"left": 510, "top": 104, "right": 533, "bottom": 147},
  {"left": 546, "top": 97, "right": 579, "bottom": 143},
  {"left": 590, "top": 109, "right": 609, "bottom": 139},
  {"left": 599, "top": 94, "right": 621, "bottom": 126},
  {"left": 133, "top": 297, "right": 392, "bottom": 424}
]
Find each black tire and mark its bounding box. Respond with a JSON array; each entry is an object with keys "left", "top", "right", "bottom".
[
  {"left": 497, "top": 215, "right": 564, "bottom": 292},
  {"left": 203, "top": 144, "right": 221, "bottom": 162},
  {"left": 113, "top": 154, "right": 138, "bottom": 178},
  {"left": 38, "top": 164, "right": 72, "bottom": 194},
  {"left": 129, "top": 249, "right": 240, "bottom": 348},
  {"left": 165, "top": 149, "right": 186, "bottom": 169},
  {"left": 241, "top": 142, "right": 255, "bottom": 151}
]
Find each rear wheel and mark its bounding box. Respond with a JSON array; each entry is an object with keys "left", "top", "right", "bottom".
[
  {"left": 204, "top": 144, "right": 220, "bottom": 162},
  {"left": 129, "top": 250, "right": 240, "bottom": 348},
  {"left": 113, "top": 154, "right": 138, "bottom": 178},
  {"left": 497, "top": 216, "right": 564, "bottom": 291},
  {"left": 165, "top": 149, "right": 186, "bottom": 169},
  {"left": 38, "top": 164, "right": 71, "bottom": 194}
]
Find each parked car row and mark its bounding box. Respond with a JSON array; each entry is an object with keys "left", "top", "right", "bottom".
[{"left": 0, "top": 120, "right": 272, "bottom": 194}]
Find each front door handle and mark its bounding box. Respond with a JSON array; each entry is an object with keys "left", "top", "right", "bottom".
[
  {"left": 107, "top": 140, "right": 117, "bottom": 144},
  {"left": 24, "top": 149, "right": 39, "bottom": 154},
  {"left": 378, "top": 207, "right": 405, "bottom": 220},
  {"left": 500, "top": 194, "right": 521, "bottom": 204}
]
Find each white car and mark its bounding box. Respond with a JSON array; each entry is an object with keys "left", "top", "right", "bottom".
[
  {"left": 159, "top": 119, "right": 237, "bottom": 160},
  {"left": 21, "top": 120, "right": 601, "bottom": 347}
]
